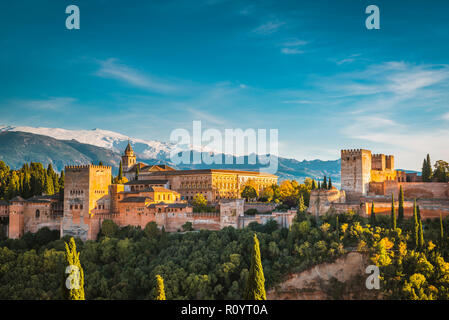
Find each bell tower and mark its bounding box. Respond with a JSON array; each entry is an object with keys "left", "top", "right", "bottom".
[{"left": 122, "top": 141, "right": 136, "bottom": 172}]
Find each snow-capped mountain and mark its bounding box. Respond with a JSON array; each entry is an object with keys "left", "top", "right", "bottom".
[
  {"left": 0, "top": 125, "right": 208, "bottom": 160},
  {"left": 0, "top": 125, "right": 342, "bottom": 183}
]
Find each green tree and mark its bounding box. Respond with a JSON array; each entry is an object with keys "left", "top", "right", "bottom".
[
  {"left": 298, "top": 194, "right": 307, "bottom": 213},
  {"left": 182, "top": 221, "right": 194, "bottom": 232},
  {"left": 59, "top": 171, "right": 65, "bottom": 191},
  {"left": 418, "top": 218, "right": 424, "bottom": 251},
  {"left": 5, "top": 171, "right": 20, "bottom": 200},
  {"left": 101, "top": 220, "right": 119, "bottom": 237},
  {"left": 328, "top": 177, "right": 332, "bottom": 189},
  {"left": 412, "top": 199, "right": 419, "bottom": 249},
  {"left": 422, "top": 154, "right": 433, "bottom": 182},
  {"left": 370, "top": 201, "right": 376, "bottom": 225},
  {"left": 398, "top": 186, "right": 405, "bottom": 222},
  {"left": 44, "top": 173, "right": 54, "bottom": 195},
  {"left": 433, "top": 160, "right": 449, "bottom": 182},
  {"left": 241, "top": 185, "right": 258, "bottom": 201},
  {"left": 244, "top": 234, "right": 266, "bottom": 300},
  {"left": 322, "top": 176, "right": 327, "bottom": 189},
  {"left": 118, "top": 161, "right": 123, "bottom": 180},
  {"left": 64, "top": 237, "right": 85, "bottom": 300},
  {"left": 144, "top": 221, "right": 160, "bottom": 238},
  {"left": 311, "top": 180, "right": 317, "bottom": 190},
  {"left": 390, "top": 194, "right": 396, "bottom": 230},
  {"left": 156, "top": 274, "right": 166, "bottom": 300},
  {"left": 135, "top": 165, "right": 140, "bottom": 180},
  {"left": 192, "top": 193, "right": 208, "bottom": 212}
]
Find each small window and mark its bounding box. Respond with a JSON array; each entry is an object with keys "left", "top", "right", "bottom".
[{"left": 35, "top": 210, "right": 40, "bottom": 218}]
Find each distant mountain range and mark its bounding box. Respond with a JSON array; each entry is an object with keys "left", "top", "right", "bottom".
[{"left": 0, "top": 126, "right": 341, "bottom": 183}]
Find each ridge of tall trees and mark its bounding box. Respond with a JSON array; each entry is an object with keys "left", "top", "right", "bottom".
[
  {"left": 422, "top": 154, "right": 449, "bottom": 182},
  {"left": 0, "top": 161, "right": 64, "bottom": 200}
]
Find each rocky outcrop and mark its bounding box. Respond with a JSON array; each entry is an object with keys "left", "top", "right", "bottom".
[{"left": 267, "top": 252, "right": 382, "bottom": 300}]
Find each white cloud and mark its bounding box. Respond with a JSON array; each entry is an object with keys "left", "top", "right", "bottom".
[
  {"left": 281, "top": 48, "right": 304, "bottom": 55},
  {"left": 14, "top": 97, "right": 76, "bottom": 111},
  {"left": 443, "top": 112, "right": 449, "bottom": 120},
  {"left": 96, "top": 58, "right": 180, "bottom": 94},
  {"left": 187, "top": 108, "right": 227, "bottom": 126},
  {"left": 280, "top": 38, "right": 307, "bottom": 55},
  {"left": 282, "top": 39, "right": 308, "bottom": 47},
  {"left": 252, "top": 21, "right": 285, "bottom": 35}
]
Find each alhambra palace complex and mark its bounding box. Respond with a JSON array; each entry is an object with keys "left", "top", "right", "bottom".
[
  {"left": 0, "top": 143, "right": 289, "bottom": 240},
  {"left": 1, "top": 146, "right": 448, "bottom": 241}
]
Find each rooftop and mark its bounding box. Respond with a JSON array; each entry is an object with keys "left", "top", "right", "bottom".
[
  {"left": 120, "top": 196, "right": 152, "bottom": 203},
  {"left": 143, "top": 168, "right": 278, "bottom": 177},
  {"left": 125, "top": 179, "right": 169, "bottom": 185}
]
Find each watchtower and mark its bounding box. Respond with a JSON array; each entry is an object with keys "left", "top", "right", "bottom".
[
  {"left": 61, "top": 164, "right": 111, "bottom": 240},
  {"left": 341, "top": 149, "right": 372, "bottom": 199}
]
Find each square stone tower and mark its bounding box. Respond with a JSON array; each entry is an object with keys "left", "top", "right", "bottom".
[
  {"left": 341, "top": 149, "right": 372, "bottom": 199},
  {"left": 61, "top": 165, "right": 111, "bottom": 240}
]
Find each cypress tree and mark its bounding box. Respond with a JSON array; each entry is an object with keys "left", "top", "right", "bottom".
[
  {"left": 64, "top": 237, "right": 85, "bottom": 300},
  {"left": 422, "top": 158, "right": 428, "bottom": 181},
  {"left": 398, "top": 186, "right": 404, "bottom": 222},
  {"left": 336, "top": 215, "right": 340, "bottom": 241},
  {"left": 390, "top": 193, "right": 396, "bottom": 230},
  {"left": 322, "top": 176, "right": 327, "bottom": 189},
  {"left": 155, "top": 274, "right": 166, "bottom": 300},
  {"left": 44, "top": 173, "right": 54, "bottom": 195},
  {"left": 311, "top": 180, "right": 317, "bottom": 190},
  {"left": 412, "top": 200, "right": 419, "bottom": 249},
  {"left": 118, "top": 161, "right": 123, "bottom": 180},
  {"left": 298, "top": 194, "right": 306, "bottom": 213},
  {"left": 318, "top": 181, "right": 321, "bottom": 189},
  {"left": 59, "top": 171, "right": 65, "bottom": 190},
  {"left": 370, "top": 201, "right": 376, "bottom": 225},
  {"left": 422, "top": 154, "right": 433, "bottom": 182},
  {"left": 244, "top": 234, "right": 266, "bottom": 300},
  {"left": 135, "top": 165, "right": 140, "bottom": 180},
  {"left": 426, "top": 154, "right": 432, "bottom": 181},
  {"left": 419, "top": 218, "right": 424, "bottom": 251},
  {"left": 328, "top": 177, "right": 332, "bottom": 189}
]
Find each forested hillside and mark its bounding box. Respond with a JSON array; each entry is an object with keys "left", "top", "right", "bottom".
[{"left": 1, "top": 210, "right": 449, "bottom": 300}]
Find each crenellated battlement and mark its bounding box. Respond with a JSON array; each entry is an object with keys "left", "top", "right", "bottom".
[
  {"left": 65, "top": 164, "right": 112, "bottom": 171},
  {"left": 341, "top": 149, "right": 371, "bottom": 160}
]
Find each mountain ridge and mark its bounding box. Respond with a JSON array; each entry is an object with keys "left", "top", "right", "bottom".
[{"left": 0, "top": 130, "right": 341, "bottom": 183}]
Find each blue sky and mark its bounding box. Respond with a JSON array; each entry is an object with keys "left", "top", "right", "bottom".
[{"left": 1, "top": 0, "right": 448, "bottom": 170}]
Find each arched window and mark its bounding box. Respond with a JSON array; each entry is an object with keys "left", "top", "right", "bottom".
[{"left": 35, "top": 210, "right": 40, "bottom": 219}]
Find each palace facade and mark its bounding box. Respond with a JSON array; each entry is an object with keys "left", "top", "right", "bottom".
[{"left": 121, "top": 142, "right": 278, "bottom": 201}]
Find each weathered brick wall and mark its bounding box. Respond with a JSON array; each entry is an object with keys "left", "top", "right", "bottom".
[
  {"left": 373, "top": 181, "right": 449, "bottom": 199},
  {"left": 244, "top": 202, "right": 276, "bottom": 213},
  {"left": 238, "top": 210, "right": 295, "bottom": 229},
  {"left": 307, "top": 189, "right": 347, "bottom": 217},
  {"left": 366, "top": 198, "right": 449, "bottom": 219}
]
